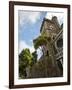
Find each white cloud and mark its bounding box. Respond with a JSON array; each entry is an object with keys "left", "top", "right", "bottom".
[
  {"left": 45, "top": 12, "right": 64, "bottom": 25},
  {"left": 19, "top": 11, "right": 41, "bottom": 27},
  {"left": 19, "top": 40, "right": 35, "bottom": 54}
]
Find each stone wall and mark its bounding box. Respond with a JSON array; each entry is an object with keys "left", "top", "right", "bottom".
[{"left": 27, "top": 56, "right": 62, "bottom": 78}]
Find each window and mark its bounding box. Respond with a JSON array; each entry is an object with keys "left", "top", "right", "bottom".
[{"left": 57, "top": 38, "right": 63, "bottom": 48}]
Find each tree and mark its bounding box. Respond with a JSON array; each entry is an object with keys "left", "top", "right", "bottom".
[
  {"left": 33, "top": 35, "right": 52, "bottom": 49},
  {"left": 33, "top": 36, "right": 48, "bottom": 50},
  {"left": 19, "top": 48, "right": 33, "bottom": 78}
]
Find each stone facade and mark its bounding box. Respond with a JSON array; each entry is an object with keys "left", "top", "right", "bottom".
[{"left": 40, "top": 16, "right": 63, "bottom": 75}]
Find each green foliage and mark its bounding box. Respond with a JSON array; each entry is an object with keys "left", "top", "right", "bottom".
[
  {"left": 19, "top": 48, "right": 33, "bottom": 78},
  {"left": 33, "top": 36, "right": 48, "bottom": 49},
  {"left": 19, "top": 48, "right": 38, "bottom": 78},
  {"left": 19, "top": 48, "right": 32, "bottom": 66}
]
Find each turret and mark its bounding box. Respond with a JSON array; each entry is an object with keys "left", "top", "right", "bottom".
[{"left": 52, "top": 16, "right": 61, "bottom": 29}]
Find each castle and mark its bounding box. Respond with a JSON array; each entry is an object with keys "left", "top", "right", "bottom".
[
  {"left": 26, "top": 16, "right": 63, "bottom": 78},
  {"left": 40, "top": 16, "right": 63, "bottom": 69}
]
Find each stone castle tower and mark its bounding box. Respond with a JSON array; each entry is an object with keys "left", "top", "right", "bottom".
[{"left": 40, "top": 16, "right": 63, "bottom": 75}]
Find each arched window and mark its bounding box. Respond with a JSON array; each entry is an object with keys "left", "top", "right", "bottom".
[
  {"left": 57, "top": 38, "right": 63, "bottom": 48},
  {"left": 46, "top": 50, "right": 49, "bottom": 56}
]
